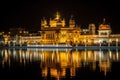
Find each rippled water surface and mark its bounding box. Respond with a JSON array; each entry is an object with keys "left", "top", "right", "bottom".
[{"left": 0, "top": 48, "right": 120, "bottom": 80}]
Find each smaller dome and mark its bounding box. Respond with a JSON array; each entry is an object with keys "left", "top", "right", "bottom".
[
  {"left": 99, "top": 18, "right": 111, "bottom": 30},
  {"left": 99, "top": 24, "right": 111, "bottom": 30}
]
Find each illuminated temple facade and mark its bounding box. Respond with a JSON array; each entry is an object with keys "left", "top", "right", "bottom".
[
  {"left": 40, "top": 12, "right": 81, "bottom": 44},
  {"left": 39, "top": 12, "right": 120, "bottom": 45},
  {"left": 0, "top": 12, "right": 120, "bottom": 46}
]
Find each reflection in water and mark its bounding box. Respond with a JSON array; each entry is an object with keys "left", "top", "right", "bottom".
[{"left": 0, "top": 48, "right": 120, "bottom": 79}]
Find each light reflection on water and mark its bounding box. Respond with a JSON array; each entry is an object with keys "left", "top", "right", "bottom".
[{"left": 0, "top": 48, "right": 120, "bottom": 80}]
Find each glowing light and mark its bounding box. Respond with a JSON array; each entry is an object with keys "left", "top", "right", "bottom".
[{"left": 55, "top": 11, "right": 60, "bottom": 20}]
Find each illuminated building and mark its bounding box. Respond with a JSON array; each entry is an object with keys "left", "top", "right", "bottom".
[
  {"left": 0, "top": 32, "right": 4, "bottom": 45},
  {"left": 40, "top": 12, "right": 81, "bottom": 44},
  {"left": 98, "top": 18, "right": 111, "bottom": 37},
  {"left": 1, "top": 12, "right": 120, "bottom": 46},
  {"left": 40, "top": 12, "right": 120, "bottom": 46},
  {"left": 9, "top": 28, "right": 29, "bottom": 37}
]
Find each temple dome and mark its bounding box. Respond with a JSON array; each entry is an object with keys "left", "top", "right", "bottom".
[
  {"left": 99, "top": 18, "right": 111, "bottom": 30},
  {"left": 99, "top": 24, "right": 111, "bottom": 30}
]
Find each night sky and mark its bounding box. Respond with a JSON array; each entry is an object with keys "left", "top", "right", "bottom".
[{"left": 0, "top": 0, "right": 120, "bottom": 33}]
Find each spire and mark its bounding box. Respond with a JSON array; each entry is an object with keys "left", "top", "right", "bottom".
[
  {"left": 70, "top": 14, "right": 74, "bottom": 20},
  {"left": 55, "top": 11, "right": 60, "bottom": 20},
  {"left": 69, "top": 15, "right": 75, "bottom": 28},
  {"left": 103, "top": 18, "right": 106, "bottom": 24},
  {"left": 41, "top": 17, "right": 47, "bottom": 27}
]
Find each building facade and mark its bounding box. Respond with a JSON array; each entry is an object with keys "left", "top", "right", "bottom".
[
  {"left": 40, "top": 12, "right": 81, "bottom": 45},
  {"left": 0, "top": 12, "right": 120, "bottom": 46},
  {"left": 40, "top": 12, "right": 120, "bottom": 46}
]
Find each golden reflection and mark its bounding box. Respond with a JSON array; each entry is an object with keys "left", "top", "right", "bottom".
[
  {"left": 19, "top": 49, "right": 22, "bottom": 63},
  {"left": 50, "top": 68, "right": 59, "bottom": 77},
  {"left": 116, "top": 49, "right": 119, "bottom": 60},
  {"left": 0, "top": 48, "right": 120, "bottom": 78},
  {"left": 70, "top": 67, "right": 76, "bottom": 77},
  {"left": 42, "top": 67, "right": 48, "bottom": 77},
  {"left": 99, "top": 59, "right": 110, "bottom": 76},
  {"left": 61, "top": 68, "right": 66, "bottom": 77}
]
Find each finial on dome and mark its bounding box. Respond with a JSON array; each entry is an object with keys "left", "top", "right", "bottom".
[
  {"left": 70, "top": 14, "right": 74, "bottom": 19},
  {"left": 103, "top": 18, "right": 106, "bottom": 24},
  {"left": 56, "top": 11, "right": 60, "bottom": 20}
]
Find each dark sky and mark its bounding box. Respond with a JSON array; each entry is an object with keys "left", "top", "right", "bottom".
[{"left": 0, "top": 0, "right": 120, "bottom": 33}]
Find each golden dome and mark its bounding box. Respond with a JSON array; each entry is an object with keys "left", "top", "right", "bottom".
[
  {"left": 99, "top": 24, "right": 111, "bottom": 30},
  {"left": 99, "top": 18, "right": 111, "bottom": 30}
]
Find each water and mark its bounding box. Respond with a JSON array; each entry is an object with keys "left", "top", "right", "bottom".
[{"left": 0, "top": 48, "right": 120, "bottom": 80}]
